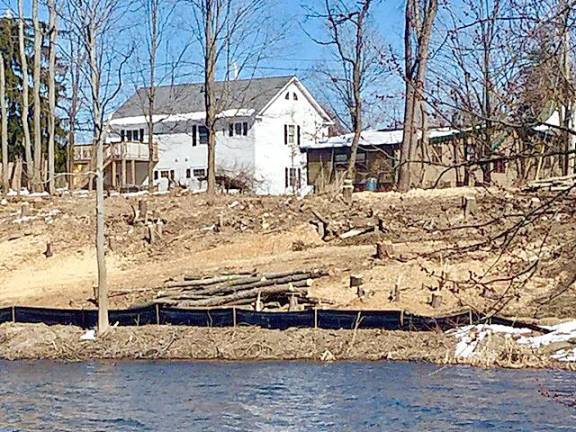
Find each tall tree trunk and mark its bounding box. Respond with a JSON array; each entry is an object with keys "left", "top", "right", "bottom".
[
  {"left": 47, "top": 0, "right": 57, "bottom": 194},
  {"left": 147, "top": 0, "right": 158, "bottom": 192},
  {"left": 88, "top": 22, "right": 109, "bottom": 335},
  {"left": 345, "top": 1, "right": 369, "bottom": 184},
  {"left": 0, "top": 52, "right": 8, "bottom": 194},
  {"left": 68, "top": 35, "right": 81, "bottom": 191},
  {"left": 17, "top": 0, "right": 33, "bottom": 191},
  {"left": 397, "top": 0, "right": 438, "bottom": 192},
  {"left": 32, "top": 0, "right": 43, "bottom": 192},
  {"left": 205, "top": 0, "right": 217, "bottom": 196}
]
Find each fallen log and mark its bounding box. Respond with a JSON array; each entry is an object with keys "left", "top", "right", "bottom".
[
  {"left": 176, "top": 284, "right": 308, "bottom": 308},
  {"left": 161, "top": 279, "right": 312, "bottom": 301},
  {"left": 166, "top": 274, "right": 251, "bottom": 289}
]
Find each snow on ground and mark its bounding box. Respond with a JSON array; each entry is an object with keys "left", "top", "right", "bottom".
[{"left": 450, "top": 321, "right": 576, "bottom": 362}]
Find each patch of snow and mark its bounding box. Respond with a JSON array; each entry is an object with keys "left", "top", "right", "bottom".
[
  {"left": 449, "top": 324, "right": 532, "bottom": 359},
  {"left": 450, "top": 320, "right": 576, "bottom": 362},
  {"left": 518, "top": 320, "right": 576, "bottom": 349},
  {"left": 80, "top": 329, "right": 96, "bottom": 341}
]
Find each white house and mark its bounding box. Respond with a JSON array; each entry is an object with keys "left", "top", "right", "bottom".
[{"left": 100, "top": 76, "right": 333, "bottom": 195}]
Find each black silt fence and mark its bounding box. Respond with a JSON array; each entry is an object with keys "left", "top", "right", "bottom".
[{"left": 0, "top": 305, "right": 549, "bottom": 334}]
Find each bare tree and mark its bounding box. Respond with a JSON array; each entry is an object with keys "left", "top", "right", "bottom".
[
  {"left": 62, "top": 0, "right": 132, "bottom": 335},
  {"left": 397, "top": 0, "right": 438, "bottom": 192},
  {"left": 32, "top": 0, "right": 43, "bottom": 192},
  {"left": 187, "top": 0, "right": 283, "bottom": 196},
  {"left": 145, "top": 0, "right": 159, "bottom": 192},
  {"left": 307, "top": 0, "right": 377, "bottom": 186},
  {"left": 17, "top": 0, "right": 33, "bottom": 191},
  {"left": 47, "top": 0, "right": 58, "bottom": 194},
  {"left": 0, "top": 52, "right": 7, "bottom": 194}
]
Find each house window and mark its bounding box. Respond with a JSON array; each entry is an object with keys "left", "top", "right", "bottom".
[
  {"left": 192, "top": 125, "right": 198, "bottom": 146},
  {"left": 493, "top": 159, "right": 506, "bottom": 173},
  {"left": 198, "top": 126, "right": 209, "bottom": 145},
  {"left": 293, "top": 92, "right": 298, "bottom": 101},
  {"left": 154, "top": 171, "right": 159, "bottom": 180},
  {"left": 160, "top": 170, "right": 170, "bottom": 179},
  {"left": 229, "top": 122, "right": 248, "bottom": 137},
  {"left": 285, "top": 92, "right": 290, "bottom": 100},
  {"left": 356, "top": 151, "right": 367, "bottom": 163},
  {"left": 335, "top": 153, "right": 348, "bottom": 163},
  {"left": 284, "top": 125, "right": 296, "bottom": 145},
  {"left": 193, "top": 168, "right": 207, "bottom": 178},
  {"left": 127, "top": 130, "right": 133, "bottom": 141},
  {"left": 186, "top": 169, "right": 191, "bottom": 179},
  {"left": 139, "top": 128, "right": 145, "bottom": 142},
  {"left": 285, "top": 167, "right": 301, "bottom": 189},
  {"left": 120, "top": 130, "right": 125, "bottom": 141}
]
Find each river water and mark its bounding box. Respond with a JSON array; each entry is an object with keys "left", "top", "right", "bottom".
[{"left": 0, "top": 361, "right": 574, "bottom": 431}]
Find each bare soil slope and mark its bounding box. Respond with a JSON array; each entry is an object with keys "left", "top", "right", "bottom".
[{"left": 0, "top": 187, "right": 574, "bottom": 319}]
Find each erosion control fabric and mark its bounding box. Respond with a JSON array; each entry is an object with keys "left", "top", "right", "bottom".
[{"left": 0, "top": 306, "right": 547, "bottom": 333}]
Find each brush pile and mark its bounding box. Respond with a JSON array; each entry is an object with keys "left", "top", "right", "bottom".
[{"left": 154, "top": 269, "right": 329, "bottom": 310}]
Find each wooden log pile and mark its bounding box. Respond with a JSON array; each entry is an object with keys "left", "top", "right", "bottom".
[
  {"left": 523, "top": 174, "right": 576, "bottom": 192},
  {"left": 155, "top": 269, "right": 329, "bottom": 310}
]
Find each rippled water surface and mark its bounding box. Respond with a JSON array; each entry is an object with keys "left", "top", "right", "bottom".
[{"left": 0, "top": 361, "right": 575, "bottom": 431}]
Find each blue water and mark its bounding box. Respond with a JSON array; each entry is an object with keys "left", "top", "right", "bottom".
[{"left": 0, "top": 361, "right": 574, "bottom": 431}]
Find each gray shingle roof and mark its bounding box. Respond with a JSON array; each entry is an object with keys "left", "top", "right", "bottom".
[{"left": 113, "top": 75, "right": 295, "bottom": 119}]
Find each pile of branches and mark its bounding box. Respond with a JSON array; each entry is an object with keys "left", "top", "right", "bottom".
[{"left": 155, "top": 269, "right": 329, "bottom": 310}]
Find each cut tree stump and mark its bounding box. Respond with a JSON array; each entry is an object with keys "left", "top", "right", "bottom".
[
  {"left": 429, "top": 293, "right": 442, "bottom": 308},
  {"left": 43, "top": 242, "right": 53, "bottom": 258},
  {"left": 462, "top": 196, "right": 477, "bottom": 219},
  {"left": 376, "top": 241, "right": 394, "bottom": 260},
  {"left": 349, "top": 274, "right": 364, "bottom": 288}
]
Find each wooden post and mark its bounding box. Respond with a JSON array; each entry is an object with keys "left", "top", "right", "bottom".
[
  {"left": 314, "top": 307, "right": 318, "bottom": 329},
  {"left": 155, "top": 303, "right": 160, "bottom": 325},
  {"left": 400, "top": 309, "right": 405, "bottom": 328},
  {"left": 11, "top": 306, "right": 15, "bottom": 323},
  {"left": 131, "top": 160, "right": 136, "bottom": 186},
  {"left": 111, "top": 160, "right": 117, "bottom": 189},
  {"left": 232, "top": 306, "right": 237, "bottom": 327},
  {"left": 121, "top": 158, "right": 127, "bottom": 189}
]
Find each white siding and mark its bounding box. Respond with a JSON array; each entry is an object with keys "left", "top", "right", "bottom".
[
  {"left": 110, "top": 79, "right": 330, "bottom": 194},
  {"left": 254, "top": 82, "right": 329, "bottom": 195}
]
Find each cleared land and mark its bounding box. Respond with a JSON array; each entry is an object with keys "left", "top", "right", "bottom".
[{"left": 0, "top": 186, "right": 574, "bottom": 320}]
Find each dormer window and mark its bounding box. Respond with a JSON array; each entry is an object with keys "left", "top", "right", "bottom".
[
  {"left": 228, "top": 121, "right": 248, "bottom": 136},
  {"left": 121, "top": 129, "right": 144, "bottom": 142}
]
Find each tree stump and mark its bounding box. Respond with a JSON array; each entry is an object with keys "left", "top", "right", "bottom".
[
  {"left": 43, "top": 242, "right": 53, "bottom": 258},
  {"left": 429, "top": 293, "right": 442, "bottom": 308},
  {"left": 388, "top": 285, "right": 399, "bottom": 302},
  {"left": 342, "top": 179, "right": 353, "bottom": 204},
  {"left": 349, "top": 274, "right": 364, "bottom": 288},
  {"left": 462, "top": 196, "right": 477, "bottom": 219},
  {"left": 376, "top": 241, "right": 394, "bottom": 260},
  {"left": 138, "top": 199, "right": 148, "bottom": 223}
]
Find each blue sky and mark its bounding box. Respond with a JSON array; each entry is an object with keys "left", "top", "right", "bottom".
[{"left": 1, "top": 0, "right": 407, "bottom": 128}]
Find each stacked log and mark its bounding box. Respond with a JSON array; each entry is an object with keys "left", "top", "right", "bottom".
[
  {"left": 155, "top": 269, "right": 328, "bottom": 310},
  {"left": 523, "top": 174, "right": 576, "bottom": 192}
]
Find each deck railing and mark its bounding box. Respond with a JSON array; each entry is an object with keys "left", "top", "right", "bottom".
[{"left": 74, "top": 141, "right": 159, "bottom": 162}]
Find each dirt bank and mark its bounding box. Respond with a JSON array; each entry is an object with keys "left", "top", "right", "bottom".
[
  {"left": 1, "top": 186, "right": 575, "bottom": 320},
  {"left": 0, "top": 323, "right": 571, "bottom": 370}
]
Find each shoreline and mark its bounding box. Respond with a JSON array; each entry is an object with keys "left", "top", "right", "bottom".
[{"left": 0, "top": 323, "right": 573, "bottom": 370}]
